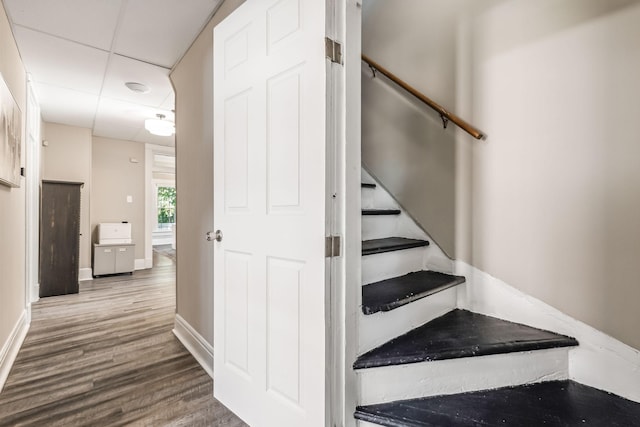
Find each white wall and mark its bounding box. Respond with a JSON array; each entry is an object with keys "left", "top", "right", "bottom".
[
  {"left": 42, "top": 123, "right": 92, "bottom": 270},
  {"left": 361, "top": 1, "right": 460, "bottom": 257},
  {"left": 0, "top": 0, "right": 28, "bottom": 384},
  {"left": 92, "top": 137, "right": 146, "bottom": 260},
  {"left": 43, "top": 126, "right": 153, "bottom": 274},
  {"left": 467, "top": 0, "right": 640, "bottom": 350},
  {"left": 170, "top": 0, "right": 245, "bottom": 346},
  {"left": 363, "top": 0, "right": 640, "bottom": 350}
]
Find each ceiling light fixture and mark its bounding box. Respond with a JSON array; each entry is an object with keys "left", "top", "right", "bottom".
[
  {"left": 145, "top": 114, "right": 175, "bottom": 136},
  {"left": 125, "top": 81, "right": 150, "bottom": 94}
]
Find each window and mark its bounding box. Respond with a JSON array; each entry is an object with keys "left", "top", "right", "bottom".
[{"left": 157, "top": 186, "right": 176, "bottom": 230}]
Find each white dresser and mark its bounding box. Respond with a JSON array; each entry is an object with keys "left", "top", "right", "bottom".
[{"left": 92, "top": 223, "right": 135, "bottom": 277}]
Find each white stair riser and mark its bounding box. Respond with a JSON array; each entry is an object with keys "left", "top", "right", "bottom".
[
  {"left": 361, "top": 169, "right": 398, "bottom": 209},
  {"left": 362, "top": 215, "right": 403, "bottom": 241},
  {"left": 362, "top": 247, "right": 425, "bottom": 285},
  {"left": 357, "top": 421, "right": 379, "bottom": 427},
  {"left": 357, "top": 348, "right": 571, "bottom": 405},
  {"left": 361, "top": 167, "right": 454, "bottom": 275},
  {"left": 361, "top": 242, "right": 454, "bottom": 282},
  {"left": 361, "top": 187, "right": 380, "bottom": 210},
  {"left": 358, "top": 287, "right": 457, "bottom": 354}
]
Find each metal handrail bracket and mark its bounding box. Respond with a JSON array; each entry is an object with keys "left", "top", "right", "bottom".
[{"left": 362, "top": 54, "right": 486, "bottom": 140}]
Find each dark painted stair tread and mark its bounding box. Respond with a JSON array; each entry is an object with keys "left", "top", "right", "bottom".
[
  {"left": 362, "top": 209, "right": 401, "bottom": 216},
  {"left": 353, "top": 309, "right": 578, "bottom": 369},
  {"left": 362, "top": 182, "right": 376, "bottom": 188},
  {"left": 355, "top": 380, "right": 640, "bottom": 427},
  {"left": 362, "top": 238, "right": 429, "bottom": 256},
  {"left": 362, "top": 271, "right": 466, "bottom": 315}
]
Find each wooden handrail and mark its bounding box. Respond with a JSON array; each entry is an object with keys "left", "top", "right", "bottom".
[{"left": 362, "top": 54, "right": 486, "bottom": 140}]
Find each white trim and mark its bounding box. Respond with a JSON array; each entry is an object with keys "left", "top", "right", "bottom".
[
  {"left": 456, "top": 260, "right": 640, "bottom": 403},
  {"left": 330, "top": 1, "right": 361, "bottom": 426},
  {"left": 25, "top": 81, "right": 41, "bottom": 305},
  {"left": 0, "top": 310, "right": 30, "bottom": 392},
  {"left": 173, "top": 314, "right": 213, "bottom": 378},
  {"left": 31, "top": 283, "right": 39, "bottom": 303},
  {"left": 79, "top": 268, "right": 93, "bottom": 281},
  {"left": 134, "top": 259, "right": 147, "bottom": 271},
  {"left": 145, "top": 144, "right": 176, "bottom": 269},
  {"left": 145, "top": 144, "right": 154, "bottom": 270}
]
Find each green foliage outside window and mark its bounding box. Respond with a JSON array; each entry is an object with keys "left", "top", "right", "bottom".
[{"left": 157, "top": 186, "right": 176, "bottom": 227}]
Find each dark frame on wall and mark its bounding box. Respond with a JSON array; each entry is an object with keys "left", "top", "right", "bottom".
[{"left": 0, "top": 71, "right": 22, "bottom": 188}]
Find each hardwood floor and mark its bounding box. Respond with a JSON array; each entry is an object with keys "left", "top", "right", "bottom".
[{"left": 0, "top": 254, "right": 246, "bottom": 427}]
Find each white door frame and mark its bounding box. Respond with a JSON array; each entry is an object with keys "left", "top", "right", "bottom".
[
  {"left": 25, "top": 77, "right": 41, "bottom": 308},
  {"left": 151, "top": 179, "right": 176, "bottom": 246},
  {"left": 144, "top": 143, "right": 176, "bottom": 267},
  {"left": 326, "top": 1, "right": 361, "bottom": 426}
]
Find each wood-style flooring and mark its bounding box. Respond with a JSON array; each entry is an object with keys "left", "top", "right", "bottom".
[{"left": 0, "top": 253, "right": 246, "bottom": 427}]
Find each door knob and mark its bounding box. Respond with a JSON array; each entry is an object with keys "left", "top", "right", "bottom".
[{"left": 207, "top": 230, "right": 223, "bottom": 242}]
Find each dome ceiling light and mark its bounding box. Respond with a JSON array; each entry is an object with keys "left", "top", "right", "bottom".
[
  {"left": 125, "top": 81, "right": 150, "bottom": 94},
  {"left": 145, "top": 113, "right": 175, "bottom": 136}
]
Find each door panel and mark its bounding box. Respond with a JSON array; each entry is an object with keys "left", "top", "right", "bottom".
[
  {"left": 223, "top": 250, "right": 251, "bottom": 376},
  {"left": 213, "top": 0, "right": 328, "bottom": 425}
]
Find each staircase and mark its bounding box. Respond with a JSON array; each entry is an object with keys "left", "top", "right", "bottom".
[{"left": 354, "top": 174, "right": 640, "bottom": 426}]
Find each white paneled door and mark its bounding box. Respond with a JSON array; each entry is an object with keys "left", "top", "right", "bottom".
[{"left": 213, "top": 0, "right": 330, "bottom": 426}]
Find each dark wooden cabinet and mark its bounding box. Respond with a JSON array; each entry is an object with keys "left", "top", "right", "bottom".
[{"left": 40, "top": 180, "right": 83, "bottom": 297}]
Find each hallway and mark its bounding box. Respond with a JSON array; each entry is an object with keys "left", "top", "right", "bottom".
[{"left": 0, "top": 255, "right": 245, "bottom": 426}]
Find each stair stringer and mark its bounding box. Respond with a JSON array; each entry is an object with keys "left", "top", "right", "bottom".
[{"left": 456, "top": 260, "right": 640, "bottom": 403}]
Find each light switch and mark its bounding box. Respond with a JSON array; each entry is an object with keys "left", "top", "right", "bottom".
[{"left": 127, "top": 195, "right": 133, "bottom": 203}]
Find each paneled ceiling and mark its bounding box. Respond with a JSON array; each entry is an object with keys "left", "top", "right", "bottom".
[{"left": 4, "top": 0, "right": 224, "bottom": 146}]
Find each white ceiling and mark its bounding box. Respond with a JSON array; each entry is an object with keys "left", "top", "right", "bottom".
[{"left": 4, "top": 0, "right": 224, "bottom": 146}]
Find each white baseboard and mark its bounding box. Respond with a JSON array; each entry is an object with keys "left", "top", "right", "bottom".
[
  {"left": 79, "top": 268, "right": 93, "bottom": 281},
  {"left": 0, "top": 310, "right": 30, "bottom": 392},
  {"left": 144, "top": 257, "right": 153, "bottom": 269},
  {"left": 173, "top": 314, "right": 213, "bottom": 378},
  {"left": 456, "top": 260, "right": 640, "bottom": 403},
  {"left": 31, "top": 283, "right": 39, "bottom": 303},
  {"left": 135, "top": 259, "right": 147, "bottom": 271}
]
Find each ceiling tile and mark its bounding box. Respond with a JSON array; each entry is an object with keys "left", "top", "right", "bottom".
[
  {"left": 114, "top": 0, "right": 222, "bottom": 68},
  {"left": 93, "top": 124, "right": 140, "bottom": 142},
  {"left": 160, "top": 93, "right": 176, "bottom": 111},
  {"left": 4, "top": 0, "right": 122, "bottom": 50},
  {"left": 35, "top": 84, "right": 98, "bottom": 128},
  {"left": 101, "top": 55, "right": 173, "bottom": 107},
  {"left": 14, "top": 26, "right": 109, "bottom": 94},
  {"left": 133, "top": 128, "right": 175, "bottom": 146},
  {"left": 94, "top": 97, "right": 166, "bottom": 130}
]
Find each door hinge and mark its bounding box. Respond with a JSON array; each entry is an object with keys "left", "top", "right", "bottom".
[
  {"left": 325, "top": 235, "right": 341, "bottom": 257},
  {"left": 325, "top": 37, "right": 342, "bottom": 65}
]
